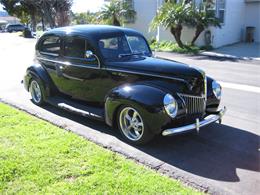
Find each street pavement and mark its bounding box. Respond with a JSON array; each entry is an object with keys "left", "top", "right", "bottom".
[{"left": 0, "top": 33, "right": 259, "bottom": 195}]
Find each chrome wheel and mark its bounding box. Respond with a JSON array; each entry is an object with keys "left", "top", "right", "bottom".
[
  {"left": 119, "top": 107, "right": 144, "bottom": 141},
  {"left": 30, "top": 80, "right": 42, "bottom": 104}
]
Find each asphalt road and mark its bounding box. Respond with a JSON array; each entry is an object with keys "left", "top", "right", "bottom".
[{"left": 0, "top": 33, "right": 259, "bottom": 195}]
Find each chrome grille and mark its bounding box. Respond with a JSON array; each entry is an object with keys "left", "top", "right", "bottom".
[{"left": 178, "top": 94, "right": 206, "bottom": 114}]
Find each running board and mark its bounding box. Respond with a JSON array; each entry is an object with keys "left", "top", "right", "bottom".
[{"left": 46, "top": 96, "right": 104, "bottom": 121}]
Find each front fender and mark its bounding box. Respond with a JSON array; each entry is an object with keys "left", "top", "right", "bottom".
[{"left": 104, "top": 84, "right": 172, "bottom": 134}]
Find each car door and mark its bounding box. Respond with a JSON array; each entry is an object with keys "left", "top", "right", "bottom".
[{"left": 56, "top": 35, "right": 102, "bottom": 103}]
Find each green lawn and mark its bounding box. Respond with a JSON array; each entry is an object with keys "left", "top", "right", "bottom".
[{"left": 0, "top": 103, "right": 201, "bottom": 194}]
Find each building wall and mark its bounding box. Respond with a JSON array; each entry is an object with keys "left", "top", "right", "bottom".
[
  {"left": 211, "top": 0, "right": 246, "bottom": 48},
  {"left": 125, "top": 0, "right": 206, "bottom": 45},
  {"left": 126, "top": 0, "right": 157, "bottom": 39},
  {"left": 125, "top": 0, "right": 258, "bottom": 48},
  {"left": 244, "top": 2, "right": 260, "bottom": 42}
]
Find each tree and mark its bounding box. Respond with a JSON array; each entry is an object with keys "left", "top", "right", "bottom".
[
  {"left": 1, "top": 0, "right": 73, "bottom": 30},
  {"left": 189, "top": 5, "right": 221, "bottom": 45},
  {"left": 0, "top": 0, "right": 38, "bottom": 30},
  {"left": 36, "top": 0, "right": 72, "bottom": 28},
  {"left": 151, "top": 0, "right": 193, "bottom": 48},
  {"left": 0, "top": 0, "right": 19, "bottom": 16},
  {"left": 72, "top": 12, "right": 99, "bottom": 25},
  {"left": 53, "top": 0, "right": 73, "bottom": 27},
  {"left": 20, "top": 0, "right": 38, "bottom": 31},
  {"left": 99, "top": 0, "right": 136, "bottom": 26}
]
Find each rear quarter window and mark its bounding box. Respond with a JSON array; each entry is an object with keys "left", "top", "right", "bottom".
[{"left": 39, "top": 36, "right": 61, "bottom": 56}]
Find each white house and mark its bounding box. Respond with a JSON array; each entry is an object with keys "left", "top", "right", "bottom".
[{"left": 121, "top": 0, "right": 260, "bottom": 48}]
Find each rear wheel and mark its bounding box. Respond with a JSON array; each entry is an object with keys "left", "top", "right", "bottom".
[
  {"left": 29, "top": 78, "right": 44, "bottom": 106},
  {"left": 117, "top": 106, "right": 154, "bottom": 145}
]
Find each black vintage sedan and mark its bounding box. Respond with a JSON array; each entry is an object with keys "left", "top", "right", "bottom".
[{"left": 23, "top": 25, "right": 226, "bottom": 144}]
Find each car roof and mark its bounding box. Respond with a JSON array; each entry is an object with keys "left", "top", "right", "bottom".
[{"left": 43, "top": 25, "right": 144, "bottom": 39}]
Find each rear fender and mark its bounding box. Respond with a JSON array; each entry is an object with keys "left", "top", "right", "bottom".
[{"left": 24, "top": 64, "right": 57, "bottom": 100}]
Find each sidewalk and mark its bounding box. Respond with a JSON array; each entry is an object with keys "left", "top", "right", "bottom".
[{"left": 200, "top": 42, "right": 260, "bottom": 61}]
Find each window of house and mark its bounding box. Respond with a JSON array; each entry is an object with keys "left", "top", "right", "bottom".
[
  {"left": 123, "top": 0, "right": 135, "bottom": 23},
  {"left": 217, "top": 0, "right": 225, "bottom": 24},
  {"left": 41, "top": 36, "right": 61, "bottom": 56},
  {"left": 203, "top": 0, "right": 225, "bottom": 24}
]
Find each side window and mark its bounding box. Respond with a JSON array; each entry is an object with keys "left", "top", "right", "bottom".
[
  {"left": 64, "top": 36, "right": 98, "bottom": 66},
  {"left": 99, "top": 38, "right": 119, "bottom": 50},
  {"left": 40, "top": 36, "right": 61, "bottom": 56},
  {"left": 64, "top": 37, "right": 86, "bottom": 58}
]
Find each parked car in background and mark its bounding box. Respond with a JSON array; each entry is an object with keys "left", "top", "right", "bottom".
[
  {"left": 23, "top": 25, "right": 226, "bottom": 145},
  {"left": 6, "top": 24, "right": 26, "bottom": 32}
]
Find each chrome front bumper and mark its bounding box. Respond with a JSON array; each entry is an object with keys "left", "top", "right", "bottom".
[{"left": 162, "top": 107, "right": 227, "bottom": 136}]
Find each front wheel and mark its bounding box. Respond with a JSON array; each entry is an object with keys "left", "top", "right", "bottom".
[
  {"left": 117, "top": 106, "right": 154, "bottom": 145},
  {"left": 29, "top": 78, "right": 44, "bottom": 106}
]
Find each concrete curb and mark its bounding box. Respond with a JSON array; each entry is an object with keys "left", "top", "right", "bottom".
[{"left": 200, "top": 51, "right": 260, "bottom": 61}]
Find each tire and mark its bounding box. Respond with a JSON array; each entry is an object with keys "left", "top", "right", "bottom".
[
  {"left": 117, "top": 105, "right": 155, "bottom": 145},
  {"left": 29, "top": 78, "right": 45, "bottom": 106}
]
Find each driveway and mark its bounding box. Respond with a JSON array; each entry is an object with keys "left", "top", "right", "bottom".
[
  {"left": 0, "top": 33, "right": 259, "bottom": 195},
  {"left": 201, "top": 42, "right": 260, "bottom": 61}
]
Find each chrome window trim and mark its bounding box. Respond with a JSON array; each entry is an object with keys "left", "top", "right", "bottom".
[{"left": 40, "top": 52, "right": 59, "bottom": 57}]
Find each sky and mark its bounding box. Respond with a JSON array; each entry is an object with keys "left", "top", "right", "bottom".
[
  {"left": 0, "top": 0, "right": 104, "bottom": 13},
  {"left": 72, "top": 0, "right": 105, "bottom": 13}
]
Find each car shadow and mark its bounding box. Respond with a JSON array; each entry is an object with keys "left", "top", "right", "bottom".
[{"left": 40, "top": 103, "right": 260, "bottom": 182}]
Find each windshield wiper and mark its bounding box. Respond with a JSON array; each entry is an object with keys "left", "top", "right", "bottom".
[{"left": 118, "top": 52, "right": 144, "bottom": 58}]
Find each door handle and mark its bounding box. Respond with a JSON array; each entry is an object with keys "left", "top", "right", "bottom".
[
  {"left": 111, "top": 72, "right": 128, "bottom": 77},
  {"left": 59, "top": 65, "right": 65, "bottom": 70}
]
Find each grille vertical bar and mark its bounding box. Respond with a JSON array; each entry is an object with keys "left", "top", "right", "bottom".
[{"left": 178, "top": 94, "right": 206, "bottom": 114}]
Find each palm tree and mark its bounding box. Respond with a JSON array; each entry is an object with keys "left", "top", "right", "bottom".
[
  {"left": 99, "top": 0, "right": 136, "bottom": 26},
  {"left": 151, "top": 0, "right": 193, "bottom": 48},
  {"left": 189, "top": 5, "right": 221, "bottom": 45}
]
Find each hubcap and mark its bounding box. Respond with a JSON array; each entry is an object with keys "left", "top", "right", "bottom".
[
  {"left": 30, "top": 80, "right": 42, "bottom": 104},
  {"left": 119, "top": 107, "right": 144, "bottom": 141}
]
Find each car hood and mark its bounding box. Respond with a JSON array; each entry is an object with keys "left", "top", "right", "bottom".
[{"left": 106, "top": 56, "right": 205, "bottom": 81}]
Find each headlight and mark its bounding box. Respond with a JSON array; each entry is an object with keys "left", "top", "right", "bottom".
[
  {"left": 163, "top": 94, "right": 178, "bottom": 118},
  {"left": 212, "top": 81, "right": 222, "bottom": 100}
]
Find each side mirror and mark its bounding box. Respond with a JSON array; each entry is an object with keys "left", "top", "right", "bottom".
[
  {"left": 84, "top": 50, "right": 101, "bottom": 68},
  {"left": 85, "top": 50, "right": 94, "bottom": 58}
]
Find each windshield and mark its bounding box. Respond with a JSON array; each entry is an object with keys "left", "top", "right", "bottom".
[{"left": 98, "top": 35, "right": 151, "bottom": 60}]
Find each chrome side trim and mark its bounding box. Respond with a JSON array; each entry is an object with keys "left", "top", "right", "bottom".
[
  {"left": 37, "top": 57, "right": 186, "bottom": 83},
  {"left": 162, "top": 106, "right": 226, "bottom": 136},
  {"left": 37, "top": 57, "right": 100, "bottom": 70},
  {"left": 62, "top": 73, "right": 84, "bottom": 81},
  {"left": 105, "top": 68, "right": 186, "bottom": 83}
]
